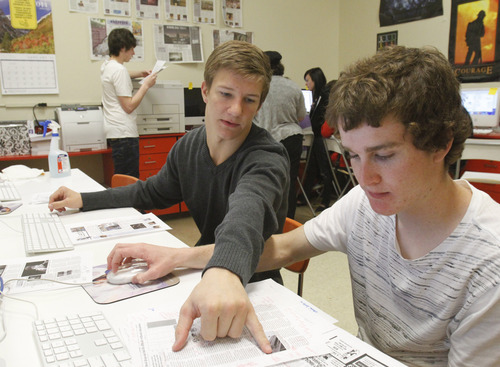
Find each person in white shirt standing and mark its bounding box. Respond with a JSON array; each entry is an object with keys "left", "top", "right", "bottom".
[{"left": 101, "top": 28, "right": 157, "bottom": 178}]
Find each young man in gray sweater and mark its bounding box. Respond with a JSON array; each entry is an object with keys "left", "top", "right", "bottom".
[{"left": 49, "top": 40, "right": 289, "bottom": 353}]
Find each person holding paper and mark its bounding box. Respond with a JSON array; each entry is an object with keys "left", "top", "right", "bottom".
[
  {"left": 49, "top": 40, "right": 289, "bottom": 354},
  {"left": 101, "top": 28, "right": 157, "bottom": 178}
]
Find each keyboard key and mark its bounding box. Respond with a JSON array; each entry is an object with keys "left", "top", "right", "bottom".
[
  {"left": 22, "top": 212, "right": 74, "bottom": 255},
  {"left": 33, "top": 312, "right": 131, "bottom": 367}
]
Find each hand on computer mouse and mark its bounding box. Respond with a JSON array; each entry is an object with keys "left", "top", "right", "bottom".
[{"left": 106, "top": 260, "right": 149, "bottom": 285}]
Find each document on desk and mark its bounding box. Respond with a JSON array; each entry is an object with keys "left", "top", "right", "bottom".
[
  {"left": 280, "top": 327, "right": 407, "bottom": 367},
  {"left": 120, "top": 279, "right": 337, "bottom": 367},
  {"left": 64, "top": 213, "right": 171, "bottom": 245},
  {"left": 0, "top": 252, "right": 92, "bottom": 295}
]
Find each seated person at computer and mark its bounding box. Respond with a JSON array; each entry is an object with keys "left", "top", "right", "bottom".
[
  {"left": 115, "top": 46, "right": 500, "bottom": 365},
  {"left": 48, "top": 40, "right": 289, "bottom": 354}
]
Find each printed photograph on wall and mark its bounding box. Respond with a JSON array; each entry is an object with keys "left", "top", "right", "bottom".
[
  {"left": 449, "top": 0, "right": 500, "bottom": 82},
  {"left": 379, "top": 0, "right": 443, "bottom": 26},
  {"left": 377, "top": 31, "right": 398, "bottom": 52}
]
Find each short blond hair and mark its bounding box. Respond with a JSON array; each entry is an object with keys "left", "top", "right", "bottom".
[{"left": 204, "top": 40, "right": 272, "bottom": 106}]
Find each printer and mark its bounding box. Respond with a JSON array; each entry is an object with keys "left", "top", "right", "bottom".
[
  {"left": 133, "top": 80, "right": 185, "bottom": 135},
  {"left": 55, "top": 106, "right": 106, "bottom": 152}
]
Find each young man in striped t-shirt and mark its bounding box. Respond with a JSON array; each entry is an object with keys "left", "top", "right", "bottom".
[{"left": 257, "top": 46, "right": 500, "bottom": 366}]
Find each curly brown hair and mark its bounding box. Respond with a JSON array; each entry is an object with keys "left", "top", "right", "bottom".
[{"left": 326, "top": 46, "right": 471, "bottom": 167}]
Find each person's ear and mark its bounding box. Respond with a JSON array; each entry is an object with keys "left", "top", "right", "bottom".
[
  {"left": 434, "top": 138, "right": 453, "bottom": 164},
  {"left": 201, "top": 81, "right": 209, "bottom": 103}
]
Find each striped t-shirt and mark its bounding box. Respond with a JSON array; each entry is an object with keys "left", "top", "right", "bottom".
[{"left": 304, "top": 182, "right": 500, "bottom": 367}]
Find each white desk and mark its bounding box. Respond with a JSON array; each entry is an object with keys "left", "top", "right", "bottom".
[
  {"left": 0, "top": 169, "right": 201, "bottom": 366},
  {"left": 0, "top": 169, "right": 405, "bottom": 367}
]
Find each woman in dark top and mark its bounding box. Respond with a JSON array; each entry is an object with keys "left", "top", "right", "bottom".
[{"left": 300, "top": 68, "right": 335, "bottom": 212}]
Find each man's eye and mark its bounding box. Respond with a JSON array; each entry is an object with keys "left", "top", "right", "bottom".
[{"left": 376, "top": 154, "right": 394, "bottom": 161}]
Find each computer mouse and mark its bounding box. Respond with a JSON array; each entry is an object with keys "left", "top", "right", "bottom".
[{"left": 106, "top": 261, "right": 149, "bottom": 285}]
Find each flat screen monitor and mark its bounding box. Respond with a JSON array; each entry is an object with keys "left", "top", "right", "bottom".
[
  {"left": 184, "top": 87, "right": 206, "bottom": 127},
  {"left": 302, "top": 89, "right": 313, "bottom": 113},
  {"left": 460, "top": 83, "right": 500, "bottom": 128}
]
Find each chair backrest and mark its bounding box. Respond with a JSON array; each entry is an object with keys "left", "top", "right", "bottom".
[
  {"left": 283, "top": 218, "right": 309, "bottom": 296},
  {"left": 111, "top": 174, "right": 139, "bottom": 188},
  {"left": 283, "top": 218, "right": 310, "bottom": 277}
]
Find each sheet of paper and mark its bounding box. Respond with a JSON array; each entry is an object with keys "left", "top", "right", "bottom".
[
  {"left": 139, "top": 60, "right": 167, "bottom": 84},
  {"left": 64, "top": 213, "right": 171, "bottom": 245},
  {"left": 0, "top": 252, "right": 92, "bottom": 295},
  {"left": 119, "top": 279, "right": 336, "bottom": 367}
]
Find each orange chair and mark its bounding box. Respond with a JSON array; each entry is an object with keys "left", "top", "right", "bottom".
[
  {"left": 111, "top": 174, "right": 139, "bottom": 188},
  {"left": 283, "top": 217, "right": 310, "bottom": 297}
]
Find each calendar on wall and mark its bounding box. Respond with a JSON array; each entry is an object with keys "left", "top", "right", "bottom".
[{"left": 0, "top": 54, "right": 59, "bottom": 95}]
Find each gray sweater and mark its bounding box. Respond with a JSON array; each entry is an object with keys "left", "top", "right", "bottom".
[{"left": 82, "top": 124, "right": 290, "bottom": 285}]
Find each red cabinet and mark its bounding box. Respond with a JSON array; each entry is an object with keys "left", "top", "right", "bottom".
[
  {"left": 138, "top": 134, "right": 188, "bottom": 215},
  {"left": 463, "top": 159, "right": 500, "bottom": 203}
]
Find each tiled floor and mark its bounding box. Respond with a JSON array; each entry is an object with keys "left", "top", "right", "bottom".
[{"left": 162, "top": 197, "right": 358, "bottom": 336}]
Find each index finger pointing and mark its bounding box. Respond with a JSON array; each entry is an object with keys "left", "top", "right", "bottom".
[{"left": 246, "top": 308, "right": 271, "bottom": 354}]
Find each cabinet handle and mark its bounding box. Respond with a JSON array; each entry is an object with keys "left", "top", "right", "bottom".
[
  {"left": 144, "top": 161, "right": 157, "bottom": 164},
  {"left": 143, "top": 145, "right": 156, "bottom": 148}
]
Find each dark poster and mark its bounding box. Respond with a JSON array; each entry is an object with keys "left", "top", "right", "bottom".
[
  {"left": 449, "top": 0, "right": 500, "bottom": 82},
  {"left": 379, "top": 0, "right": 443, "bottom": 26}
]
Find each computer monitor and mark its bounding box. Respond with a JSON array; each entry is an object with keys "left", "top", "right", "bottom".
[
  {"left": 460, "top": 82, "right": 500, "bottom": 128},
  {"left": 184, "top": 87, "right": 206, "bottom": 128},
  {"left": 302, "top": 89, "right": 313, "bottom": 113}
]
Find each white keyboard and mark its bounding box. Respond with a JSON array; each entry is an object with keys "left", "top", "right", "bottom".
[
  {"left": 22, "top": 212, "right": 74, "bottom": 255},
  {"left": 0, "top": 180, "right": 21, "bottom": 201},
  {"left": 33, "top": 311, "right": 132, "bottom": 367}
]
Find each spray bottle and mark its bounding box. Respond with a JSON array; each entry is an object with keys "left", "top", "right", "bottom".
[{"left": 40, "top": 120, "right": 71, "bottom": 178}]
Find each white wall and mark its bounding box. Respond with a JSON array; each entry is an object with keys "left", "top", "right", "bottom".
[
  {"left": 0, "top": 0, "right": 460, "bottom": 121},
  {"left": 0, "top": 0, "right": 339, "bottom": 121},
  {"left": 339, "top": 0, "right": 453, "bottom": 72}
]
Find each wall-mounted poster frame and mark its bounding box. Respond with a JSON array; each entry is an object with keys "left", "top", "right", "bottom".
[
  {"left": 449, "top": 0, "right": 500, "bottom": 82},
  {"left": 376, "top": 31, "right": 398, "bottom": 52}
]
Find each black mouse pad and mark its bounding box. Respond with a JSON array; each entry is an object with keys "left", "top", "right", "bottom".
[{"left": 82, "top": 264, "right": 179, "bottom": 304}]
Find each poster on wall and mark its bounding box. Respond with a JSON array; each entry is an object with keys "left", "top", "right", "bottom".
[
  {"left": 379, "top": 0, "right": 443, "bottom": 26},
  {"left": 104, "top": 0, "right": 131, "bottom": 17},
  {"left": 69, "top": 0, "right": 98, "bottom": 14},
  {"left": 376, "top": 31, "right": 398, "bottom": 52},
  {"left": 89, "top": 18, "right": 144, "bottom": 61},
  {"left": 449, "top": 0, "right": 500, "bottom": 82},
  {"left": 193, "top": 0, "right": 215, "bottom": 24},
  {"left": 153, "top": 24, "right": 203, "bottom": 63},
  {"left": 223, "top": 0, "right": 243, "bottom": 28},
  {"left": 0, "top": 0, "right": 58, "bottom": 95},
  {"left": 136, "top": 0, "right": 160, "bottom": 19},
  {"left": 213, "top": 29, "right": 253, "bottom": 49},
  {"left": 165, "top": 0, "right": 188, "bottom": 22}
]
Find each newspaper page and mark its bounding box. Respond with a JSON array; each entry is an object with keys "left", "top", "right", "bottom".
[
  {"left": 165, "top": 0, "right": 188, "bottom": 22},
  {"left": 153, "top": 24, "right": 203, "bottom": 63},
  {"left": 213, "top": 29, "right": 253, "bottom": 48},
  {"left": 223, "top": 0, "right": 243, "bottom": 28},
  {"left": 104, "top": 0, "right": 131, "bottom": 17},
  {"left": 136, "top": 0, "right": 160, "bottom": 19},
  {"left": 193, "top": 0, "right": 216, "bottom": 24},
  {"left": 68, "top": 0, "right": 98, "bottom": 14},
  {"left": 89, "top": 18, "right": 144, "bottom": 61},
  {"left": 64, "top": 213, "right": 171, "bottom": 245},
  {"left": 0, "top": 252, "right": 92, "bottom": 295},
  {"left": 120, "top": 280, "right": 334, "bottom": 367},
  {"left": 280, "top": 328, "right": 407, "bottom": 367}
]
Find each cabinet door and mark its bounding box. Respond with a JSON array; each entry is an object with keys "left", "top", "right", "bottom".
[
  {"left": 140, "top": 136, "right": 177, "bottom": 154},
  {"left": 139, "top": 153, "right": 167, "bottom": 172}
]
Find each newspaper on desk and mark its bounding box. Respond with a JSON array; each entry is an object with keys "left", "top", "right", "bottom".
[
  {"left": 119, "top": 279, "right": 406, "bottom": 367},
  {"left": 0, "top": 252, "right": 92, "bottom": 295},
  {"left": 65, "top": 213, "right": 171, "bottom": 245},
  {"left": 120, "top": 279, "right": 336, "bottom": 367}
]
